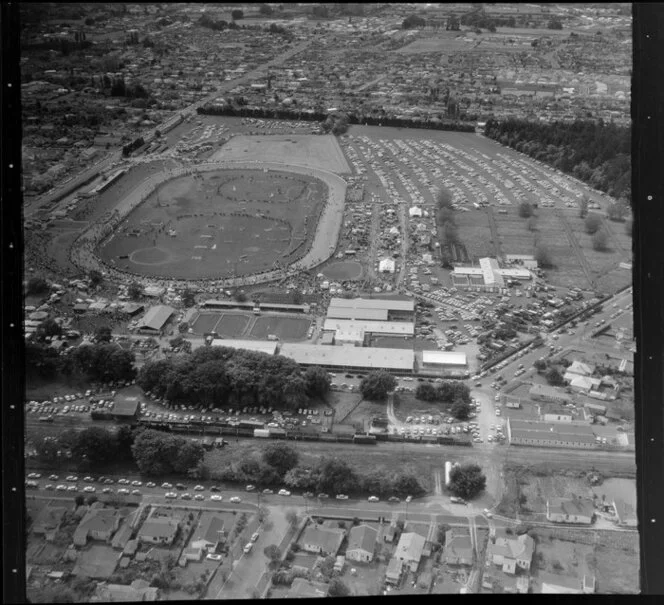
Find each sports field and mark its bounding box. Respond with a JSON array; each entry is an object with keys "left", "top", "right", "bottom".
[
  {"left": 96, "top": 168, "right": 329, "bottom": 280},
  {"left": 322, "top": 261, "right": 364, "bottom": 280},
  {"left": 190, "top": 312, "right": 251, "bottom": 337},
  {"left": 249, "top": 315, "right": 311, "bottom": 340},
  {"left": 211, "top": 134, "right": 351, "bottom": 175}
]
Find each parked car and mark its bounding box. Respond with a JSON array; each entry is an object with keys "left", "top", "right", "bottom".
[
  {"left": 209, "top": 486, "right": 221, "bottom": 492},
  {"left": 83, "top": 486, "right": 96, "bottom": 493},
  {"left": 278, "top": 489, "right": 291, "bottom": 496},
  {"left": 229, "top": 496, "right": 241, "bottom": 503},
  {"left": 180, "top": 493, "right": 192, "bottom": 500},
  {"left": 131, "top": 489, "right": 141, "bottom": 496},
  {"left": 206, "top": 554, "right": 222, "bottom": 561},
  {"left": 317, "top": 493, "right": 329, "bottom": 499},
  {"left": 336, "top": 494, "right": 349, "bottom": 500},
  {"left": 388, "top": 496, "right": 400, "bottom": 503},
  {"left": 263, "top": 489, "right": 273, "bottom": 495},
  {"left": 194, "top": 494, "right": 205, "bottom": 501},
  {"left": 146, "top": 482, "right": 156, "bottom": 488},
  {"left": 368, "top": 496, "right": 379, "bottom": 502},
  {"left": 210, "top": 495, "right": 223, "bottom": 501},
  {"left": 246, "top": 485, "right": 256, "bottom": 492},
  {"left": 194, "top": 485, "right": 205, "bottom": 491}
]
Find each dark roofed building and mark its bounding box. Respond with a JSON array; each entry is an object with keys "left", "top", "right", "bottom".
[
  {"left": 136, "top": 305, "right": 174, "bottom": 335},
  {"left": 507, "top": 418, "right": 596, "bottom": 449},
  {"left": 111, "top": 397, "right": 140, "bottom": 419}
]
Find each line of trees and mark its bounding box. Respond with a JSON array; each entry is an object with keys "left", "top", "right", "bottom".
[
  {"left": 196, "top": 104, "right": 475, "bottom": 133},
  {"left": 137, "top": 346, "right": 329, "bottom": 410},
  {"left": 26, "top": 341, "right": 136, "bottom": 383},
  {"left": 484, "top": 118, "right": 631, "bottom": 203}
]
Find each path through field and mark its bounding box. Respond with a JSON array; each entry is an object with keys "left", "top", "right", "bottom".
[{"left": 556, "top": 208, "right": 596, "bottom": 289}]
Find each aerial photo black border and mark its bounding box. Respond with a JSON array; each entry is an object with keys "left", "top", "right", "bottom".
[{"left": 2, "top": 3, "right": 664, "bottom": 601}]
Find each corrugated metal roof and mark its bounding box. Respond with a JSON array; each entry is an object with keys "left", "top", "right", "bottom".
[
  {"left": 323, "top": 319, "right": 415, "bottom": 336},
  {"left": 328, "top": 297, "right": 414, "bottom": 312},
  {"left": 327, "top": 307, "right": 388, "bottom": 321},
  {"left": 279, "top": 343, "right": 414, "bottom": 370},
  {"left": 138, "top": 305, "right": 174, "bottom": 331}
]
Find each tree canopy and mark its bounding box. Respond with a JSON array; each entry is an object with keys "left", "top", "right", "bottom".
[
  {"left": 262, "top": 443, "right": 299, "bottom": 477},
  {"left": 592, "top": 229, "right": 609, "bottom": 251},
  {"left": 534, "top": 244, "right": 553, "bottom": 269},
  {"left": 359, "top": 371, "right": 397, "bottom": 400},
  {"left": 449, "top": 463, "right": 486, "bottom": 500},
  {"left": 303, "top": 366, "right": 331, "bottom": 398},
  {"left": 137, "top": 346, "right": 308, "bottom": 410},
  {"left": 545, "top": 367, "right": 565, "bottom": 386},
  {"left": 518, "top": 202, "right": 534, "bottom": 218},
  {"left": 415, "top": 380, "right": 470, "bottom": 404},
  {"left": 402, "top": 14, "right": 425, "bottom": 29},
  {"left": 26, "top": 276, "right": 49, "bottom": 296},
  {"left": 131, "top": 429, "right": 205, "bottom": 476},
  {"left": 63, "top": 343, "right": 136, "bottom": 382},
  {"left": 584, "top": 213, "right": 602, "bottom": 234}
]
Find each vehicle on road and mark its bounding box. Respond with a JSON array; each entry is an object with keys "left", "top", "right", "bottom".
[
  {"left": 243, "top": 543, "right": 253, "bottom": 554},
  {"left": 83, "top": 476, "right": 94, "bottom": 483},
  {"left": 251, "top": 532, "right": 260, "bottom": 543},
  {"left": 483, "top": 508, "right": 493, "bottom": 518}
]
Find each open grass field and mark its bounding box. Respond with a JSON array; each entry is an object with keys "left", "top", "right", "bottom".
[
  {"left": 73, "top": 544, "right": 119, "bottom": 579},
  {"left": 212, "top": 134, "right": 351, "bottom": 175},
  {"left": 249, "top": 315, "right": 311, "bottom": 340},
  {"left": 455, "top": 210, "right": 495, "bottom": 260},
  {"left": 97, "top": 168, "right": 329, "bottom": 280},
  {"left": 190, "top": 311, "right": 252, "bottom": 337}
]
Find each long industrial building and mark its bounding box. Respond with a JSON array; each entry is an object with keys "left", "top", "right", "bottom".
[
  {"left": 279, "top": 343, "right": 415, "bottom": 374},
  {"left": 326, "top": 297, "right": 415, "bottom": 322},
  {"left": 451, "top": 257, "right": 532, "bottom": 291},
  {"left": 209, "top": 339, "right": 278, "bottom": 355},
  {"left": 323, "top": 319, "right": 415, "bottom": 338},
  {"left": 506, "top": 418, "right": 597, "bottom": 449},
  {"left": 421, "top": 351, "right": 468, "bottom": 371}
]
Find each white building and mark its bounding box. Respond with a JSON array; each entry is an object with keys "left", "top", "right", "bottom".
[{"left": 379, "top": 258, "right": 396, "bottom": 273}]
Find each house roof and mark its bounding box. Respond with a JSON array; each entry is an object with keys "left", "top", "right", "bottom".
[
  {"left": 567, "top": 375, "right": 601, "bottom": 390},
  {"left": 301, "top": 525, "right": 345, "bottom": 555},
  {"left": 422, "top": 351, "right": 467, "bottom": 366},
  {"left": 347, "top": 524, "right": 377, "bottom": 554},
  {"left": 490, "top": 534, "right": 535, "bottom": 562},
  {"left": 386, "top": 557, "right": 404, "bottom": 577},
  {"left": 528, "top": 384, "right": 572, "bottom": 401},
  {"left": 96, "top": 582, "right": 159, "bottom": 602},
  {"left": 192, "top": 515, "right": 225, "bottom": 546},
  {"left": 508, "top": 419, "right": 596, "bottom": 445},
  {"left": 567, "top": 360, "right": 595, "bottom": 376},
  {"left": 547, "top": 497, "right": 594, "bottom": 519},
  {"left": 328, "top": 297, "right": 414, "bottom": 313},
  {"left": 138, "top": 517, "right": 179, "bottom": 541},
  {"left": 77, "top": 508, "right": 120, "bottom": 534},
  {"left": 395, "top": 532, "right": 426, "bottom": 562},
  {"left": 322, "top": 318, "right": 415, "bottom": 336}
]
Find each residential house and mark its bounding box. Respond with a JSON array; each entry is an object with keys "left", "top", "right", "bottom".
[
  {"left": 567, "top": 375, "right": 602, "bottom": 393},
  {"left": 394, "top": 532, "right": 426, "bottom": 573},
  {"left": 546, "top": 498, "right": 594, "bottom": 525},
  {"left": 122, "top": 539, "right": 138, "bottom": 558},
  {"left": 528, "top": 384, "right": 572, "bottom": 404},
  {"left": 137, "top": 512, "right": 181, "bottom": 546},
  {"left": 542, "top": 407, "right": 573, "bottom": 423},
  {"left": 486, "top": 531, "right": 535, "bottom": 574},
  {"left": 73, "top": 507, "right": 122, "bottom": 546},
  {"left": 334, "top": 556, "right": 345, "bottom": 573},
  {"left": 404, "top": 521, "right": 438, "bottom": 557},
  {"left": 300, "top": 525, "right": 345, "bottom": 557},
  {"left": 345, "top": 524, "right": 377, "bottom": 563},
  {"left": 612, "top": 498, "right": 637, "bottom": 528},
  {"left": 94, "top": 579, "right": 159, "bottom": 601},
  {"left": 385, "top": 558, "right": 404, "bottom": 586},
  {"left": 483, "top": 572, "right": 529, "bottom": 594},
  {"left": 190, "top": 515, "right": 226, "bottom": 553},
  {"left": 180, "top": 546, "right": 204, "bottom": 565},
  {"left": 287, "top": 578, "right": 330, "bottom": 598},
  {"left": 384, "top": 512, "right": 404, "bottom": 543},
  {"left": 443, "top": 528, "right": 474, "bottom": 566},
  {"left": 566, "top": 361, "right": 595, "bottom": 377}
]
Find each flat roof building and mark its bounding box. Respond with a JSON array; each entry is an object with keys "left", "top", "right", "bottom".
[
  {"left": 323, "top": 319, "right": 415, "bottom": 337},
  {"left": 507, "top": 419, "right": 596, "bottom": 449},
  {"left": 327, "top": 297, "right": 414, "bottom": 321},
  {"left": 209, "top": 339, "right": 278, "bottom": 356},
  {"left": 326, "top": 307, "right": 388, "bottom": 321},
  {"left": 421, "top": 351, "right": 468, "bottom": 368},
  {"left": 279, "top": 343, "right": 415, "bottom": 373}
]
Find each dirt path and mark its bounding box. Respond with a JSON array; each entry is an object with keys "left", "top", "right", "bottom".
[{"left": 556, "top": 208, "right": 596, "bottom": 289}]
